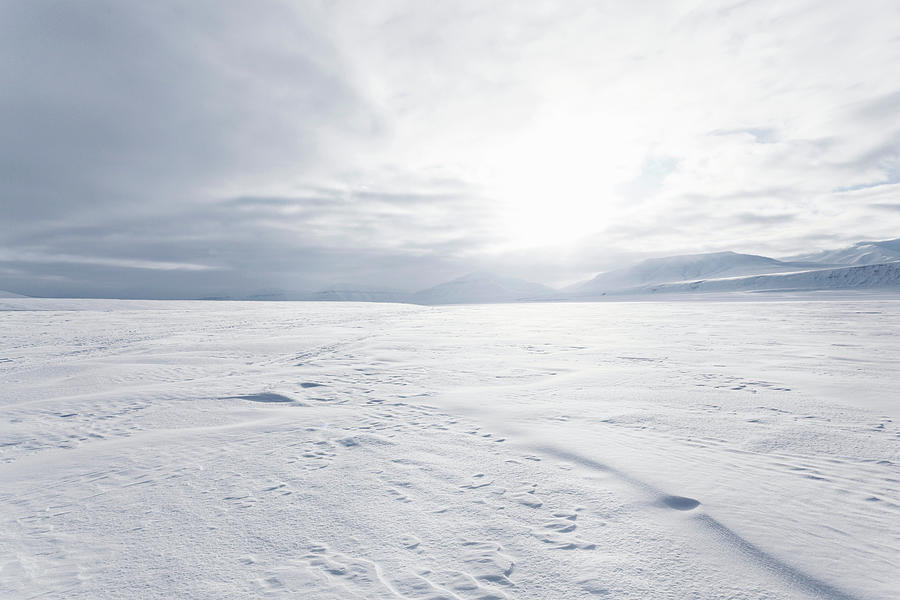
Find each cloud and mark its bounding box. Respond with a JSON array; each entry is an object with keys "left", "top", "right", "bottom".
[
  {"left": 0, "top": 174, "right": 496, "bottom": 296},
  {"left": 2, "top": 0, "right": 899, "bottom": 296},
  {"left": 709, "top": 128, "right": 777, "bottom": 143},
  {"left": 0, "top": 251, "right": 222, "bottom": 271},
  {"left": 731, "top": 212, "right": 797, "bottom": 225},
  {"left": 0, "top": 1, "right": 379, "bottom": 218}
]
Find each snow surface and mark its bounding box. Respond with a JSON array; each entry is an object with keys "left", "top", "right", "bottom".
[{"left": 1, "top": 299, "right": 898, "bottom": 599}]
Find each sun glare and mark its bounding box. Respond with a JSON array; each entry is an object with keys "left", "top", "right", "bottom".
[{"left": 485, "top": 123, "right": 628, "bottom": 250}]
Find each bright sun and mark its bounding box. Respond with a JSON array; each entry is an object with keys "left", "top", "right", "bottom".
[{"left": 484, "top": 124, "right": 631, "bottom": 251}]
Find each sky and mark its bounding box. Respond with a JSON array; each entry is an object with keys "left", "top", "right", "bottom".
[{"left": 2, "top": 0, "right": 900, "bottom": 298}]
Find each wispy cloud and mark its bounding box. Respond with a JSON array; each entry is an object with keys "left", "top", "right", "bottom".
[
  {"left": 2, "top": 0, "right": 899, "bottom": 296},
  {"left": 0, "top": 251, "right": 223, "bottom": 271}
]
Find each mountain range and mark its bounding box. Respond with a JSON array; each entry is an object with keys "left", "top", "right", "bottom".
[
  {"left": 785, "top": 239, "right": 900, "bottom": 266},
  {"left": 3, "top": 238, "right": 899, "bottom": 304},
  {"left": 409, "top": 238, "right": 900, "bottom": 303},
  {"left": 391, "top": 238, "right": 900, "bottom": 303},
  {"left": 563, "top": 251, "right": 825, "bottom": 297}
]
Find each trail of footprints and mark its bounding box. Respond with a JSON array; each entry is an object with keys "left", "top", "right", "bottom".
[
  {"left": 285, "top": 404, "right": 601, "bottom": 598},
  {"left": 4, "top": 380, "right": 602, "bottom": 598},
  {"left": 459, "top": 475, "right": 598, "bottom": 551},
  {"left": 294, "top": 541, "right": 515, "bottom": 600},
  {"left": 246, "top": 539, "right": 516, "bottom": 599},
  {"left": 532, "top": 509, "right": 597, "bottom": 550}
]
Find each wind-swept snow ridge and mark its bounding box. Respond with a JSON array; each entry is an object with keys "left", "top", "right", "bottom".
[{"left": 537, "top": 445, "right": 861, "bottom": 600}]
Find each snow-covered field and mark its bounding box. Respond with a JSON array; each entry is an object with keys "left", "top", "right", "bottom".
[{"left": 1, "top": 298, "right": 898, "bottom": 599}]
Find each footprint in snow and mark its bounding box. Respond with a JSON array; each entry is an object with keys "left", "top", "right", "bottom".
[
  {"left": 461, "top": 475, "right": 494, "bottom": 490},
  {"left": 459, "top": 540, "right": 516, "bottom": 586},
  {"left": 531, "top": 507, "right": 596, "bottom": 550},
  {"left": 510, "top": 483, "right": 543, "bottom": 508}
]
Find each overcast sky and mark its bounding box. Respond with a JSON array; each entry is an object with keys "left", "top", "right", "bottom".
[{"left": 2, "top": 0, "right": 900, "bottom": 298}]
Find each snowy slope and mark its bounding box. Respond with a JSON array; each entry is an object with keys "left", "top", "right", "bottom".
[
  {"left": 412, "top": 272, "right": 554, "bottom": 304},
  {"left": 630, "top": 262, "right": 900, "bottom": 294},
  {"left": 0, "top": 289, "right": 27, "bottom": 298},
  {"left": 568, "top": 251, "right": 824, "bottom": 296},
  {"left": 787, "top": 238, "right": 900, "bottom": 266},
  {"left": 1, "top": 300, "right": 898, "bottom": 599}
]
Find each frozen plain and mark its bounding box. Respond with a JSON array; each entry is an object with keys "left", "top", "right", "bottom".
[{"left": 0, "top": 298, "right": 898, "bottom": 599}]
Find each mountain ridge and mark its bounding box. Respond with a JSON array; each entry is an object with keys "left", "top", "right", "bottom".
[
  {"left": 565, "top": 251, "right": 831, "bottom": 296},
  {"left": 785, "top": 238, "right": 900, "bottom": 266},
  {"left": 6, "top": 238, "right": 899, "bottom": 304}
]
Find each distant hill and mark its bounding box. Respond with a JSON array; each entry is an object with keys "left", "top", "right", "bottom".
[
  {"left": 566, "top": 251, "right": 827, "bottom": 296},
  {"left": 634, "top": 262, "right": 900, "bottom": 294},
  {"left": 786, "top": 238, "right": 900, "bottom": 266},
  {"left": 10, "top": 239, "right": 899, "bottom": 305},
  {"left": 306, "top": 286, "right": 410, "bottom": 303},
  {"left": 243, "top": 291, "right": 293, "bottom": 301},
  {"left": 411, "top": 272, "right": 553, "bottom": 305}
]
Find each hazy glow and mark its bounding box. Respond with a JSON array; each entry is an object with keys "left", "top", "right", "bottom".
[{"left": 2, "top": 0, "right": 899, "bottom": 296}]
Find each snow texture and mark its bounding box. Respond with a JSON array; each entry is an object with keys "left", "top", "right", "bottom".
[{"left": 1, "top": 299, "right": 898, "bottom": 599}]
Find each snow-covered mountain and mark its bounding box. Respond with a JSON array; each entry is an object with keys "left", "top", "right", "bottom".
[
  {"left": 411, "top": 272, "right": 553, "bottom": 305},
  {"left": 0, "top": 289, "right": 27, "bottom": 298},
  {"left": 298, "top": 243, "right": 900, "bottom": 304},
  {"left": 306, "top": 286, "right": 410, "bottom": 303},
  {"left": 634, "top": 262, "right": 900, "bottom": 294},
  {"left": 566, "top": 251, "right": 826, "bottom": 296},
  {"left": 786, "top": 238, "right": 900, "bottom": 266}
]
